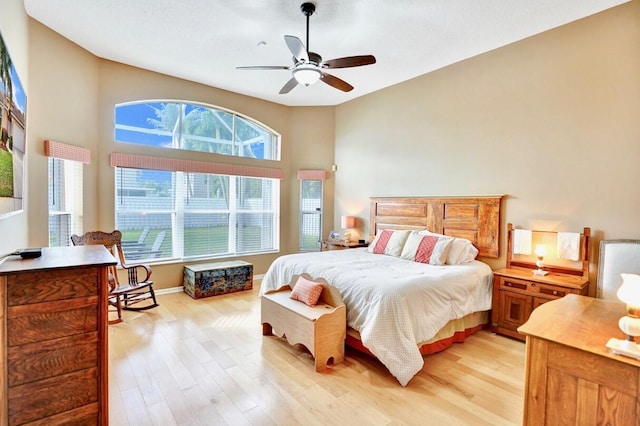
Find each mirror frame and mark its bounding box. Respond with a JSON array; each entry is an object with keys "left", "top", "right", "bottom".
[{"left": 597, "top": 239, "right": 640, "bottom": 301}]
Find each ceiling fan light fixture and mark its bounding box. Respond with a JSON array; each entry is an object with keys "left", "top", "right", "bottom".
[
  {"left": 237, "top": 2, "right": 375, "bottom": 94},
  {"left": 293, "top": 65, "right": 321, "bottom": 86}
]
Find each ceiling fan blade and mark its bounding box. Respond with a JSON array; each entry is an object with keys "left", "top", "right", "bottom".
[
  {"left": 279, "top": 77, "right": 299, "bottom": 94},
  {"left": 284, "top": 35, "right": 309, "bottom": 63},
  {"left": 320, "top": 72, "right": 353, "bottom": 92},
  {"left": 236, "top": 65, "right": 291, "bottom": 70},
  {"left": 322, "top": 55, "right": 377, "bottom": 69}
]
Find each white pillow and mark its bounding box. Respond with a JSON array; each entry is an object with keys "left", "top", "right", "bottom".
[
  {"left": 366, "top": 230, "right": 410, "bottom": 257},
  {"left": 447, "top": 238, "right": 479, "bottom": 264},
  {"left": 418, "top": 230, "right": 478, "bottom": 265},
  {"left": 400, "top": 231, "right": 453, "bottom": 265}
]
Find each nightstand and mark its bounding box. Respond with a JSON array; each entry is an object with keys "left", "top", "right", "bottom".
[
  {"left": 320, "top": 240, "right": 368, "bottom": 251},
  {"left": 492, "top": 223, "right": 591, "bottom": 341},
  {"left": 492, "top": 268, "right": 589, "bottom": 341}
]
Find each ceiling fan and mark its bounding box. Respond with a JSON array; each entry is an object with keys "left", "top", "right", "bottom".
[{"left": 237, "top": 2, "right": 376, "bottom": 94}]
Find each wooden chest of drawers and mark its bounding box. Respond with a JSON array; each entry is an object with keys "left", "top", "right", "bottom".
[{"left": 0, "top": 246, "right": 115, "bottom": 425}]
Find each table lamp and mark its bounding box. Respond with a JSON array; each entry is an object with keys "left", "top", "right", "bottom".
[
  {"left": 605, "top": 273, "right": 640, "bottom": 360},
  {"left": 341, "top": 215, "right": 355, "bottom": 243},
  {"left": 532, "top": 244, "right": 548, "bottom": 276}
]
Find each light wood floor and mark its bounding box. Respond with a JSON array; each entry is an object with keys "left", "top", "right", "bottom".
[{"left": 109, "top": 284, "right": 525, "bottom": 425}]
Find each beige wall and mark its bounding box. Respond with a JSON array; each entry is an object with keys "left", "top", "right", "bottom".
[
  {"left": 94, "top": 64, "right": 334, "bottom": 287},
  {"left": 27, "top": 19, "right": 100, "bottom": 247},
  {"left": 289, "top": 107, "right": 336, "bottom": 247},
  {"left": 3, "top": 0, "right": 639, "bottom": 294},
  {"left": 334, "top": 2, "right": 640, "bottom": 292},
  {"left": 0, "top": 0, "right": 335, "bottom": 288},
  {"left": 0, "top": 0, "right": 29, "bottom": 254}
]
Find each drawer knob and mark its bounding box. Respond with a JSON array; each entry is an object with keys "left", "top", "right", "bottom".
[{"left": 531, "top": 282, "right": 536, "bottom": 287}]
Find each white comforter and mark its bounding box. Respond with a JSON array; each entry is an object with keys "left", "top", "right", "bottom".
[{"left": 259, "top": 248, "right": 493, "bottom": 386}]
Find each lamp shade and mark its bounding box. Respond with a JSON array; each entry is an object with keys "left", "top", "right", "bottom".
[
  {"left": 618, "top": 273, "right": 640, "bottom": 308},
  {"left": 341, "top": 215, "right": 355, "bottom": 229},
  {"left": 534, "top": 244, "right": 547, "bottom": 257},
  {"left": 293, "top": 65, "right": 321, "bottom": 86}
]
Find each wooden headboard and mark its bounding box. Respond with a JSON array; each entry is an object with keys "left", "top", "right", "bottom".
[{"left": 369, "top": 196, "right": 504, "bottom": 258}]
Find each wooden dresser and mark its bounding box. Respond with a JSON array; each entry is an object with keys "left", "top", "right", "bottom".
[
  {"left": 518, "top": 294, "right": 640, "bottom": 425},
  {"left": 0, "top": 246, "right": 116, "bottom": 425}
]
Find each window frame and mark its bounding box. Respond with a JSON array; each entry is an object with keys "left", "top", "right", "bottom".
[
  {"left": 298, "top": 179, "right": 324, "bottom": 252},
  {"left": 114, "top": 168, "right": 280, "bottom": 263},
  {"left": 114, "top": 100, "right": 281, "bottom": 161},
  {"left": 48, "top": 157, "right": 84, "bottom": 247},
  {"left": 112, "top": 100, "right": 282, "bottom": 264}
]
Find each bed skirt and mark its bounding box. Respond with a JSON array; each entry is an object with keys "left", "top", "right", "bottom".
[{"left": 345, "top": 310, "right": 489, "bottom": 357}]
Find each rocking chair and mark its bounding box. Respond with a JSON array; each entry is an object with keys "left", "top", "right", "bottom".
[{"left": 71, "top": 230, "right": 159, "bottom": 324}]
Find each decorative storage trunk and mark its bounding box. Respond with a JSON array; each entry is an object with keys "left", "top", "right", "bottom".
[{"left": 183, "top": 260, "right": 253, "bottom": 299}]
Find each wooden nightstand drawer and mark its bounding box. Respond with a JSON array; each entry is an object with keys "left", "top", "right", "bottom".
[
  {"left": 500, "top": 277, "right": 569, "bottom": 298},
  {"left": 500, "top": 276, "right": 531, "bottom": 291},
  {"left": 537, "top": 284, "right": 568, "bottom": 298}
]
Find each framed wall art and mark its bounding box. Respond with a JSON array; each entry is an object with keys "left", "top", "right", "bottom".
[{"left": 0, "top": 29, "right": 26, "bottom": 218}]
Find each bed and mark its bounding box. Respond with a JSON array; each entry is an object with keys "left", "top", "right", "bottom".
[{"left": 260, "top": 195, "right": 503, "bottom": 386}]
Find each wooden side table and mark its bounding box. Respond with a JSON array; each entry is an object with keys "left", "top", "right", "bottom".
[{"left": 320, "top": 240, "right": 369, "bottom": 251}]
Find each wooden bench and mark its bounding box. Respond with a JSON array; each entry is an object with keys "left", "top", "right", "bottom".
[{"left": 261, "top": 275, "right": 346, "bottom": 371}]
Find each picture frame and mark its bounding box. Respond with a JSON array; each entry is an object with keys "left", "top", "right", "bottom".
[
  {"left": 328, "top": 231, "right": 340, "bottom": 242},
  {"left": 0, "top": 29, "right": 27, "bottom": 219}
]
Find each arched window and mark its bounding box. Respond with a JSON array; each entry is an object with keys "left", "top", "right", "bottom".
[
  {"left": 112, "top": 101, "right": 282, "bottom": 262},
  {"left": 114, "top": 101, "right": 280, "bottom": 160}
]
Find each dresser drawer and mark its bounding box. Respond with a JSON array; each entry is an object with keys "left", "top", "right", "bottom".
[
  {"left": 8, "top": 332, "right": 99, "bottom": 386},
  {"left": 8, "top": 368, "right": 99, "bottom": 425},
  {"left": 7, "top": 266, "right": 98, "bottom": 305},
  {"left": 7, "top": 301, "right": 98, "bottom": 346}
]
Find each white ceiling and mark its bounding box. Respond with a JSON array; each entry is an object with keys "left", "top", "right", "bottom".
[{"left": 24, "top": 0, "right": 629, "bottom": 107}]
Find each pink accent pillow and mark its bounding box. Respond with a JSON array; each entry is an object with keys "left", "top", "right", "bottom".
[
  {"left": 290, "top": 276, "right": 324, "bottom": 307},
  {"left": 418, "top": 230, "right": 478, "bottom": 264},
  {"left": 365, "top": 230, "right": 410, "bottom": 257},
  {"left": 373, "top": 230, "right": 393, "bottom": 254},
  {"left": 400, "top": 232, "right": 454, "bottom": 265},
  {"left": 414, "top": 235, "right": 439, "bottom": 263}
]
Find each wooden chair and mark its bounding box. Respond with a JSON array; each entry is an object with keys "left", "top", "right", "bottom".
[{"left": 71, "top": 230, "right": 159, "bottom": 324}]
